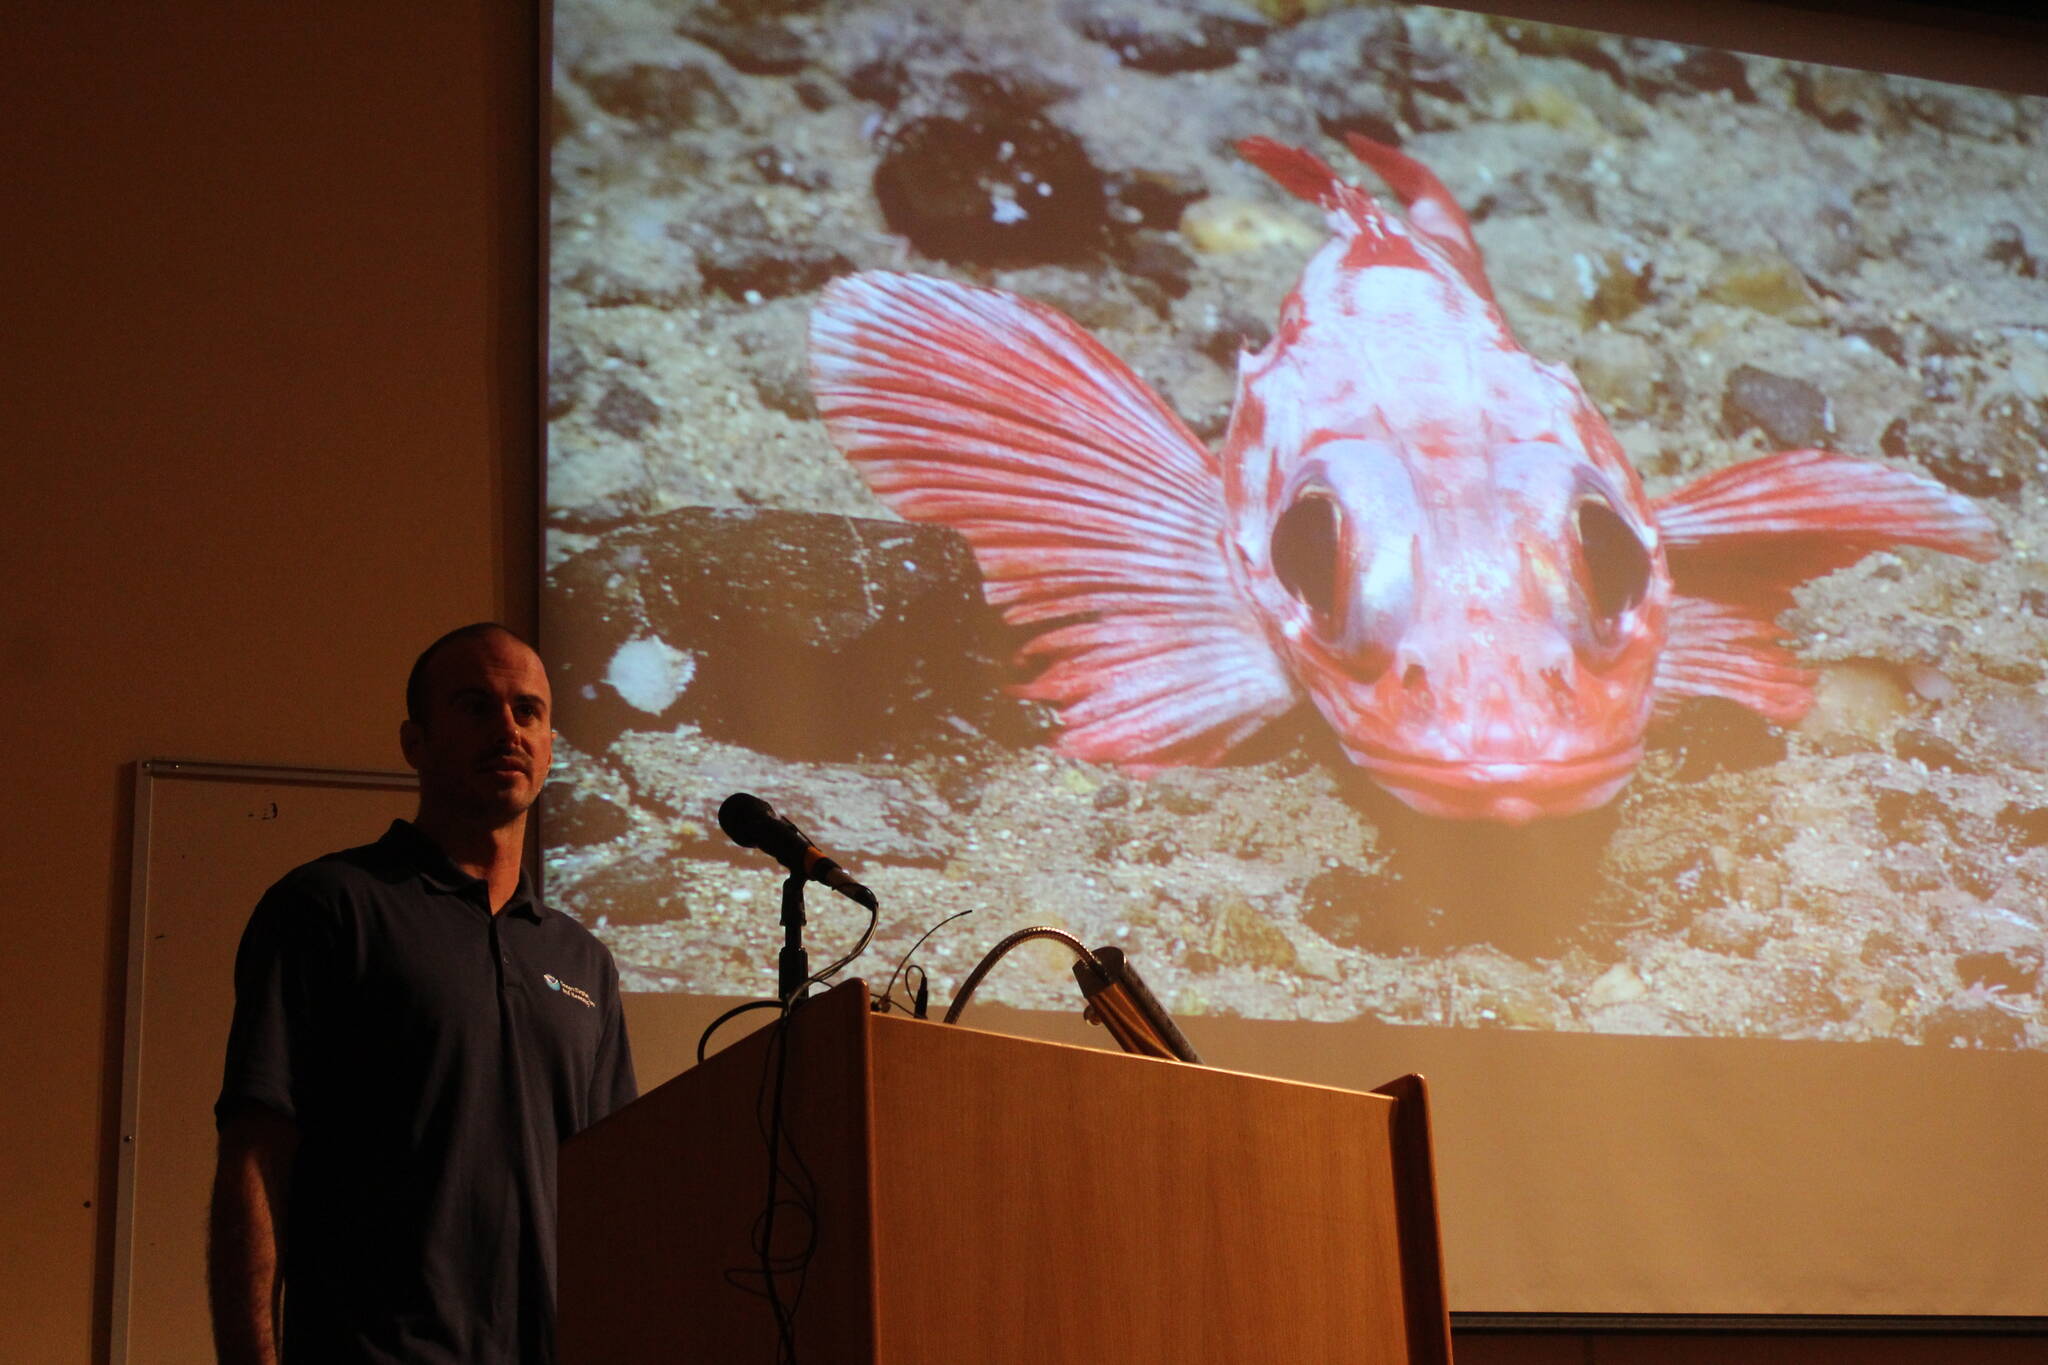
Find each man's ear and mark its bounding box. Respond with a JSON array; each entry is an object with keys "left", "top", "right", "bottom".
[{"left": 399, "top": 718, "right": 423, "bottom": 771}]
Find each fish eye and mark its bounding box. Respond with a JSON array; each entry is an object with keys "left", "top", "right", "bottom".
[
  {"left": 1272, "top": 492, "right": 1341, "bottom": 619},
  {"left": 1575, "top": 499, "right": 1650, "bottom": 627}
]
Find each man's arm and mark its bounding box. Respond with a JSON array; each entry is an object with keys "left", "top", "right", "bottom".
[{"left": 208, "top": 1108, "right": 299, "bottom": 1365}]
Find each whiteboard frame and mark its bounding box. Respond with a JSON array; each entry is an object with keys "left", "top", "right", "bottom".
[{"left": 111, "top": 759, "right": 416, "bottom": 1365}]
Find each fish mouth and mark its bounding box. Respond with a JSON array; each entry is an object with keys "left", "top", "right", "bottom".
[{"left": 1348, "top": 742, "right": 1644, "bottom": 825}]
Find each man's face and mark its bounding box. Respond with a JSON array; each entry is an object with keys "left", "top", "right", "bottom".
[{"left": 400, "top": 630, "right": 554, "bottom": 829}]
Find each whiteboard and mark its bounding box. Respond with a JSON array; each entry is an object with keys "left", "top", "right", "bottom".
[{"left": 113, "top": 760, "right": 417, "bottom": 1365}]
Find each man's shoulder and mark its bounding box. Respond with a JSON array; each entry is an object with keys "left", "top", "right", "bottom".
[{"left": 261, "top": 824, "right": 420, "bottom": 906}]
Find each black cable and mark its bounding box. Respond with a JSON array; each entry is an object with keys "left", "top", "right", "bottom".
[
  {"left": 714, "top": 894, "right": 879, "bottom": 1361},
  {"left": 874, "top": 908, "right": 973, "bottom": 1017},
  {"left": 696, "top": 997, "right": 782, "bottom": 1064}
]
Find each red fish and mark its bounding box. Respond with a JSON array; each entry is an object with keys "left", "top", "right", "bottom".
[{"left": 809, "top": 134, "right": 1999, "bottom": 823}]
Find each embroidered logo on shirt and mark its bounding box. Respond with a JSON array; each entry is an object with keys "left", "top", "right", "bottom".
[{"left": 543, "top": 972, "right": 597, "bottom": 1008}]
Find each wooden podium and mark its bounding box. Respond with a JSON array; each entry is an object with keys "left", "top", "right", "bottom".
[{"left": 559, "top": 981, "right": 1452, "bottom": 1364}]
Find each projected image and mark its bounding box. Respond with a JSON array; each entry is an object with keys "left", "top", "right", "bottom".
[{"left": 545, "top": 0, "right": 2048, "bottom": 1048}]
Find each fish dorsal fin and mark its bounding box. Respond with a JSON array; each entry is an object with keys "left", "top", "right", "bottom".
[
  {"left": 1341, "top": 134, "right": 1497, "bottom": 307},
  {"left": 810, "top": 271, "right": 1298, "bottom": 770},
  {"left": 1237, "top": 136, "right": 1496, "bottom": 306},
  {"left": 1236, "top": 136, "right": 1382, "bottom": 221}
]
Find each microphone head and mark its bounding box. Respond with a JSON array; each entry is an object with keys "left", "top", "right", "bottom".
[{"left": 717, "top": 792, "right": 778, "bottom": 850}]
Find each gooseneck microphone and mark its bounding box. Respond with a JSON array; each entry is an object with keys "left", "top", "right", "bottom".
[{"left": 717, "top": 792, "right": 879, "bottom": 910}]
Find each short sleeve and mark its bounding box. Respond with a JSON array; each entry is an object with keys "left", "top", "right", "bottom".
[
  {"left": 586, "top": 951, "right": 638, "bottom": 1123},
  {"left": 215, "top": 874, "right": 339, "bottom": 1128}
]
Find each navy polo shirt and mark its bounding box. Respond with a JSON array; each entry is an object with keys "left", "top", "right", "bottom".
[{"left": 217, "top": 820, "right": 637, "bottom": 1365}]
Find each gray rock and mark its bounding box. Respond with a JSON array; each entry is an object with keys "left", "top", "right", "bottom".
[
  {"left": 579, "top": 61, "right": 738, "bottom": 132},
  {"left": 1721, "top": 364, "right": 1832, "bottom": 448},
  {"left": 546, "top": 506, "right": 1032, "bottom": 760},
  {"left": 592, "top": 381, "right": 661, "bottom": 439},
  {"left": 1069, "top": 0, "right": 1271, "bottom": 75},
  {"left": 873, "top": 112, "right": 1111, "bottom": 266}
]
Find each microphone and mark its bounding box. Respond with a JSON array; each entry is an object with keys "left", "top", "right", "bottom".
[{"left": 717, "top": 792, "right": 879, "bottom": 910}]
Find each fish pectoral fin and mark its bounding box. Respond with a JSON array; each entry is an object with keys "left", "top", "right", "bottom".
[
  {"left": 1655, "top": 596, "right": 1815, "bottom": 723},
  {"left": 1653, "top": 448, "right": 2001, "bottom": 615},
  {"left": 811, "top": 270, "right": 1298, "bottom": 769},
  {"left": 1653, "top": 448, "right": 2001, "bottom": 721}
]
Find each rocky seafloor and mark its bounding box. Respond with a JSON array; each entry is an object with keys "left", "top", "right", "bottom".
[{"left": 541, "top": 0, "right": 2048, "bottom": 1050}]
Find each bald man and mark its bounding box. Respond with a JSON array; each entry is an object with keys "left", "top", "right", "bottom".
[{"left": 210, "top": 624, "right": 636, "bottom": 1365}]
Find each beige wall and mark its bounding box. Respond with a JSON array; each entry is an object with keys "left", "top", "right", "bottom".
[
  {"left": 0, "top": 3, "right": 534, "bottom": 1358},
  {"left": 0, "top": 1, "right": 2039, "bottom": 1361}
]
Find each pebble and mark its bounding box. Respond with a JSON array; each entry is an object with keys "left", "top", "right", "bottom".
[
  {"left": 1670, "top": 47, "right": 1756, "bottom": 102},
  {"left": 1515, "top": 83, "right": 1597, "bottom": 134},
  {"left": 1208, "top": 897, "right": 1299, "bottom": 971},
  {"left": 579, "top": 61, "right": 737, "bottom": 132},
  {"left": 1889, "top": 411, "right": 2025, "bottom": 499},
  {"left": 1840, "top": 323, "right": 1907, "bottom": 366},
  {"left": 1180, "top": 197, "right": 1320, "bottom": 255},
  {"left": 1586, "top": 962, "right": 1648, "bottom": 1008},
  {"left": 1705, "top": 252, "right": 1823, "bottom": 322},
  {"left": 1091, "top": 781, "right": 1131, "bottom": 811},
  {"left": 1903, "top": 84, "right": 2024, "bottom": 141},
  {"left": 873, "top": 113, "right": 1109, "bottom": 265},
  {"left": 1880, "top": 411, "right": 2015, "bottom": 499},
  {"left": 1575, "top": 250, "right": 1653, "bottom": 327},
  {"left": 593, "top": 382, "right": 662, "bottom": 440},
  {"left": 1996, "top": 802, "right": 2048, "bottom": 848},
  {"left": 1955, "top": 949, "right": 2041, "bottom": 994},
  {"left": 697, "top": 239, "right": 853, "bottom": 302},
  {"left": 677, "top": 14, "right": 808, "bottom": 76},
  {"left": 1985, "top": 222, "right": 2041, "bottom": 279},
  {"left": 1901, "top": 662, "right": 1957, "bottom": 703},
  {"left": 1072, "top": 3, "right": 1271, "bottom": 74},
  {"left": 1796, "top": 661, "right": 1913, "bottom": 754},
  {"left": 1793, "top": 66, "right": 1897, "bottom": 134},
  {"left": 1720, "top": 363, "right": 1832, "bottom": 448},
  {"left": 548, "top": 345, "right": 588, "bottom": 420}
]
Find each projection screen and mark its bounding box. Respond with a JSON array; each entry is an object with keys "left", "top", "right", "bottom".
[{"left": 542, "top": 0, "right": 2048, "bottom": 1320}]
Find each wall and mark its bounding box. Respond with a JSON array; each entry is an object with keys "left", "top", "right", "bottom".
[
  {"left": 0, "top": 1, "right": 2037, "bottom": 1361},
  {"left": 0, "top": 3, "right": 535, "bottom": 1359}
]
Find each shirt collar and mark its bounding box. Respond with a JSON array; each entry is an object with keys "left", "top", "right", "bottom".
[{"left": 380, "top": 819, "right": 549, "bottom": 921}]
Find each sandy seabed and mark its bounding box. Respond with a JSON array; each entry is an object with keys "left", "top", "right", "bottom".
[{"left": 543, "top": 0, "right": 2048, "bottom": 1049}]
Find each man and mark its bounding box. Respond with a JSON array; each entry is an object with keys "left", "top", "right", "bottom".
[{"left": 210, "top": 623, "right": 637, "bottom": 1364}]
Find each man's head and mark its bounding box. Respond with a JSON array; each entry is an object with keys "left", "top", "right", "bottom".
[{"left": 400, "top": 623, "right": 553, "bottom": 831}]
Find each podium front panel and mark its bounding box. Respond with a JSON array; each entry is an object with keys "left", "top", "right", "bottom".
[{"left": 867, "top": 1016, "right": 1418, "bottom": 1364}]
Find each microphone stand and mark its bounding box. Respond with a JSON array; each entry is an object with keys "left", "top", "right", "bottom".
[{"left": 777, "top": 872, "right": 810, "bottom": 1005}]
